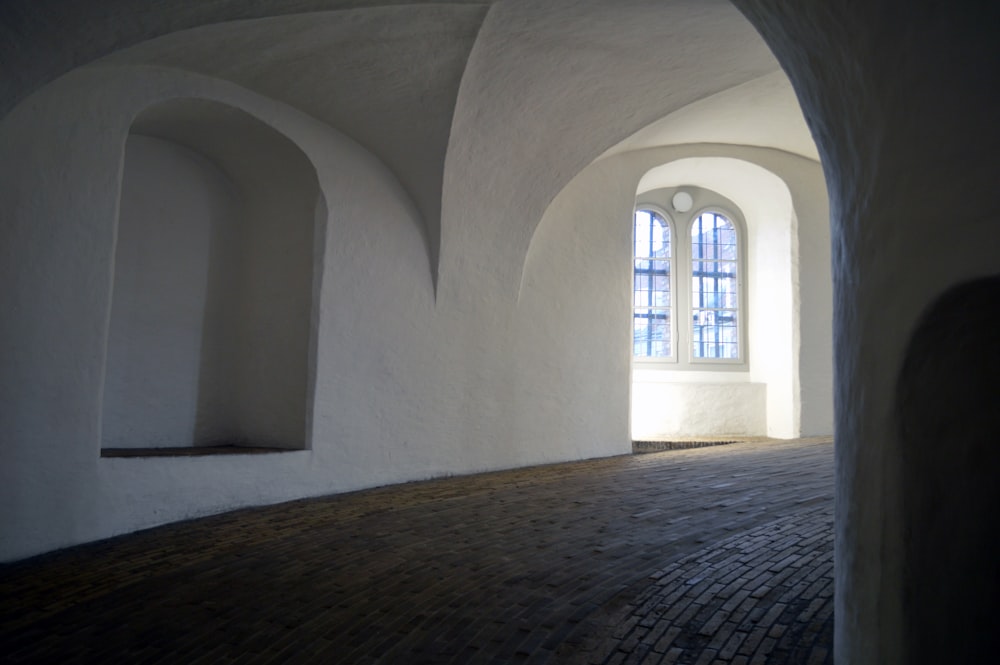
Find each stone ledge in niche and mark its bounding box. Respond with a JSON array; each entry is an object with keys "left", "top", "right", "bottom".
[{"left": 101, "top": 445, "right": 301, "bottom": 458}]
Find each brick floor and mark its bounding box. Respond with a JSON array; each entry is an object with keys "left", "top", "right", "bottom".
[{"left": 0, "top": 438, "right": 833, "bottom": 664}]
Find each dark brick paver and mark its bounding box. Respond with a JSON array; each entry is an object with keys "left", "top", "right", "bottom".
[{"left": 0, "top": 438, "right": 833, "bottom": 663}]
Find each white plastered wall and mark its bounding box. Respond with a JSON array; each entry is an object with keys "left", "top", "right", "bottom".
[
  {"left": 102, "top": 136, "right": 244, "bottom": 448},
  {"left": 0, "top": 1, "right": 832, "bottom": 563},
  {"left": 629, "top": 185, "right": 767, "bottom": 439},
  {"left": 0, "top": 65, "right": 445, "bottom": 560},
  {"left": 721, "top": 4, "right": 999, "bottom": 662},
  {"left": 521, "top": 145, "right": 832, "bottom": 444},
  {"left": 0, "top": 67, "right": 832, "bottom": 562},
  {"left": 103, "top": 118, "right": 318, "bottom": 450},
  {"left": 631, "top": 379, "right": 767, "bottom": 439},
  {"left": 635, "top": 158, "right": 798, "bottom": 439},
  {"left": 0, "top": 62, "right": 632, "bottom": 561}
]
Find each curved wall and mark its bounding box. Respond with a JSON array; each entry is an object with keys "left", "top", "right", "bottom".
[
  {"left": 4, "top": 3, "right": 997, "bottom": 664},
  {"left": 635, "top": 159, "right": 801, "bottom": 439},
  {"left": 0, "top": 65, "right": 438, "bottom": 560},
  {"left": 519, "top": 145, "right": 831, "bottom": 444},
  {"left": 0, "top": 1, "right": 831, "bottom": 565},
  {"left": 441, "top": 0, "right": 780, "bottom": 302},
  {"left": 3, "top": 57, "right": 667, "bottom": 560},
  {"left": 731, "top": 2, "right": 999, "bottom": 662},
  {"left": 631, "top": 184, "right": 764, "bottom": 439}
]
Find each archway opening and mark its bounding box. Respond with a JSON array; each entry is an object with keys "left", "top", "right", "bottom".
[
  {"left": 897, "top": 275, "right": 1000, "bottom": 664},
  {"left": 630, "top": 156, "right": 826, "bottom": 443}
]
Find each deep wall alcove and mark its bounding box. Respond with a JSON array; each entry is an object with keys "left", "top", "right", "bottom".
[
  {"left": 101, "top": 98, "right": 322, "bottom": 452},
  {"left": 630, "top": 157, "right": 808, "bottom": 440},
  {"left": 897, "top": 275, "right": 1000, "bottom": 665}
]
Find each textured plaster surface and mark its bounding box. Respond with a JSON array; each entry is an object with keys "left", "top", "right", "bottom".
[
  {"left": 441, "top": 0, "right": 781, "bottom": 300},
  {"left": 732, "top": 1, "right": 1000, "bottom": 663},
  {"left": 636, "top": 159, "right": 800, "bottom": 439},
  {"left": 601, "top": 70, "right": 818, "bottom": 163},
  {"left": 632, "top": 381, "right": 767, "bottom": 439},
  {"left": 0, "top": 0, "right": 833, "bottom": 566},
  {"left": 524, "top": 145, "right": 831, "bottom": 442},
  {"left": 0, "top": 1, "right": 491, "bottom": 117},
  {"left": 103, "top": 136, "right": 244, "bottom": 449},
  {"left": 629, "top": 151, "right": 832, "bottom": 438},
  {"left": 7, "top": 1, "right": 997, "bottom": 663},
  {"left": 110, "top": 101, "right": 320, "bottom": 450},
  {"left": 99, "top": 5, "right": 489, "bottom": 279},
  {"left": 0, "top": 65, "right": 433, "bottom": 560}
]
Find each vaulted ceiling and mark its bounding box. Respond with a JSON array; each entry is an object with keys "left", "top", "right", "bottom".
[{"left": 1, "top": 0, "right": 817, "bottom": 277}]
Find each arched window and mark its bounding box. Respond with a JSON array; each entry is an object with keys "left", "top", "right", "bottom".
[
  {"left": 632, "top": 201, "right": 744, "bottom": 366},
  {"left": 633, "top": 208, "right": 672, "bottom": 358},
  {"left": 690, "top": 211, "right": 739, "bottom": 359}
]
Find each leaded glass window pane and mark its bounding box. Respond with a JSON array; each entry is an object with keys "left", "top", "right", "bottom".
[
  {"left": 634, "top": 308, "right": 671, "bottom": 358},
  {"left": 691, "top": 212, "right": 739, "bottom": 360},
  {"left": 633, "top": 209, "right": 671, "bottom": 358}
]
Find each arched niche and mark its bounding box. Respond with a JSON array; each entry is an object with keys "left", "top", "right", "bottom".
[
  {"left": 896, "top": 275, "right": 1000, "bottom": 664},
  {"left": 101, "top": 98, "right": 323, "bottom": 453}
]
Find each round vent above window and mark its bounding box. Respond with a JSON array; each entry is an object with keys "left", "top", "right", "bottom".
[{"left": 672, "top": 191, "right": 693, "bottom": 212}]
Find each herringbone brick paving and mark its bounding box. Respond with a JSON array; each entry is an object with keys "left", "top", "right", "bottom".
[{"left": 0, "top": 438, "right": 833, "bottom": 663}]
